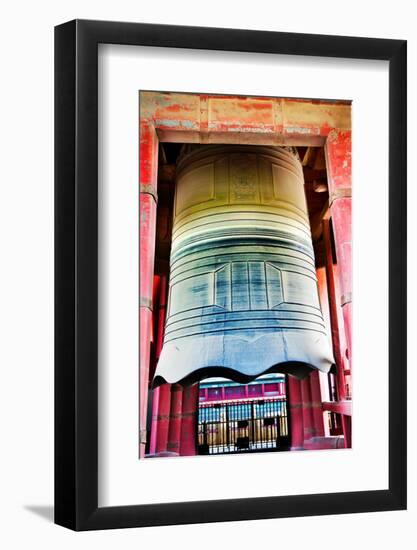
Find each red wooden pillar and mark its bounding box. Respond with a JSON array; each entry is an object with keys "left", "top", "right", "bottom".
[
  {"left": 139, "top": 122, "right": 158, "bottom": 458},
  {"left": 167, "top": 385, "right": 183, "bottom": 455},
  {"left": 325, "top": 129, "right": 352, "bottom": 361},
  {"left": 301, "top": 377, "right": 315, "bottom": 442},
  {"left": 316, "top": 267, "right": 331, "bottom": 350},
  {"left": 155, "top": 384, "right": 171, "bottom": 454},
  {"left": 322, "top": 219, "right": 347, "bottom": 401},
  {"left": 180, "top": 385, "right": 199, "bottom": 456},
  {"left": 316, "top": 265, "right": 334, "bottom": 403},
  {"left": 309, "top": 371, "right": 325, "bottom": 438},
  {"left": 342, "top": 415, "right": 352, "bottom": 448},
  {"left": 149, "top": 275, "right": 168, "bottom": 455},
  {"left": 148, "top": 387, "right": 159, "bottom": 455},
  {"left": 139, "top": 307, "right": 153, "bottom": 457},
  {"left": 287, "top": 376, "right": 304, "bottom": 450}
]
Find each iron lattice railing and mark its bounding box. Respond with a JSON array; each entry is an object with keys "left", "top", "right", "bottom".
[{"left": 197, "top": 397, "right": 289, "bottom": 455}]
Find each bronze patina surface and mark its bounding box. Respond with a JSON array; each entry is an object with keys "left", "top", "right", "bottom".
[{"left": 153, "top": 145, "right": 334, "bottom": 386}]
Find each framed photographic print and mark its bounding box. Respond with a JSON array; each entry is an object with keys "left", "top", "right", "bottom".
[{"left": 55, "top": 19, "right": 407, "bottom": 530}]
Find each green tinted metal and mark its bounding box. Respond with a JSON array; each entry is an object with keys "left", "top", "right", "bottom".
[{"left": 153, "top": 146, "right": 334, "bottom": 387}]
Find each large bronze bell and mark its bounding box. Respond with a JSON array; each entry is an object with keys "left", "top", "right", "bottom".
[{"left": 153, "top": 145, "right": 334, "bottom": 386}]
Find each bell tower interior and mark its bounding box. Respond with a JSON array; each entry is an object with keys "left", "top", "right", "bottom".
[{"left": 145, "top": 141, "right": 350, "bottom": 457}]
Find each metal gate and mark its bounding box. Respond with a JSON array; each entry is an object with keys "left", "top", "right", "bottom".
[{"left": 197, "top": 397, "right": 289, "bottom": 455}]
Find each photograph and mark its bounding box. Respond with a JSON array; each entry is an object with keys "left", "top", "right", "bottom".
[
  {"left": 0, "top": 2, "right": 410, "bottom": 542},
  {"left": 140, "top": 91, "right": 352, "bottom": 459}
]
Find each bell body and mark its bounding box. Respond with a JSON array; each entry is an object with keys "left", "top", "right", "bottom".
[{"left": 153, "top": 146, "right": 334, "bottom": 387}]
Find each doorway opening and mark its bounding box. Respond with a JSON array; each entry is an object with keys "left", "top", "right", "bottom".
[{"left": 197, "top": 375, "right": 289, "bottom": 455}]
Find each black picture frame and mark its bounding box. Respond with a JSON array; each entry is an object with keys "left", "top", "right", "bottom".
[{"left": 55, "top": 19, "right": 407, "bottom": 531}]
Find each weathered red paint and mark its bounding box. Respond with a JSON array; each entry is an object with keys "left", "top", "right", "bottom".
[
  {"left": 140, "top": 92, "right": 351, "bottom": 146},
  {"left": 287, "top": 376, "right": 304, "bottom": 450},
  {"left": 209, "top": 97, "right": 275, "bottom": 130},
  {"left": 164, "top": 103, "right": 196, "bottom": 113},
  {"left": 238, "top": 100, "right": 273, "bottom": 111},
  {"left": 325, "top": 130, "right": 352, "bottom": 192},
  {"left": 139, "top": 122, "right": 159, "bottom": 192},
  {"left": 179, "top": 385, "right": 199, "bottom": 456},
  {"left": 139, "top": 194, "right": 157, "bottom": 307}
]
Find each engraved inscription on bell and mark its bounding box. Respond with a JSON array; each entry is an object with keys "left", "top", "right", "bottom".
[{"left": 153, "top": 145, "right": 334, "bottom": 387}]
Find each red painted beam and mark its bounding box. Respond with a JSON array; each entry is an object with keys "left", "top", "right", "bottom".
[
  {"left": 303, "top": 436, "right": 345, "bottom": 450},
  {"left": 140, "top": 92, "right": 351, "bottom": 146},
  {"left": 322, "top": 400, "right": 352, "bottom": 416}
]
